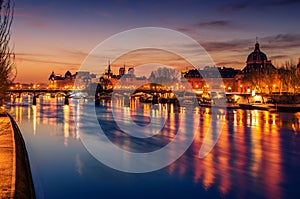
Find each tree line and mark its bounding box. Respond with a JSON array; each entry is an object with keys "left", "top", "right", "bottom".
[
  {"left": 0, "top": 0, "right": 15, "bottom": 105},
  {"left": 243, "top": 64, "right": 300, "bottom": 94}
]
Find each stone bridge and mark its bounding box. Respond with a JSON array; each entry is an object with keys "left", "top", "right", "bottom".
[{"left": 7, "top": 89, "right": 74, "bottom": 105}]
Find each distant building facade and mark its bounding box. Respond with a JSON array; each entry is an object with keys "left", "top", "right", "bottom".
[
  {"left": 98, "top": 63, "right": 147, "bottom": 90},
  {"left": 47, "top": 45, "right": 299, "bottom": 94},
  {"left": 183, "top": 66, "right": 240, "bottom": 92},
  {"left": 182, "top": 41, "right": 295, "bottom": 94},
  {"left": 48, "top": 71, "right": 76, "bottom": 89},
  {"left": 48, "top": 70, "right": 97, "bottom": 89}
]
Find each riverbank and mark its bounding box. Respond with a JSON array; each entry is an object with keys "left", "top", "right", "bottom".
[
  {"left": 0, "top": 111, "right": 16, "bottom": 198},
  {"left": 0, "top": 110, "right": 35, "bottom": 199}
]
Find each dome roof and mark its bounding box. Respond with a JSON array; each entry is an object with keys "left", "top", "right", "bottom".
[
  {"left": 246, "top": 42, "right": 267, "bottom": 63},
  {"left": 65, "top": 70, "right": 72, "bottom": 77}
]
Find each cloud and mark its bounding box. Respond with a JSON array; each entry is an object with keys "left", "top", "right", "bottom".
[
  {"left": 14, "top": 52, "right": 55, "bottom": 58},
  {"left": 6, "top": 7, "right": 42, "bottom": 18},
  {"left": 176, "top": 20, "right": 237, "bottom": 34},
  {"left": 59, "top": 49, "right": 89, "bottom": 58},
  {"left": 97, "top": 10, "right": 112, "bottom": 17},
  {"left": 200, "top": 34, "right": 300, "bottom": 53},
  {"left": 13, "top": 12, "right": 38, "bottom": 18},
  {"left": 202, "top": 38, "right": 252, "bottom": 52},
  {"left": 16, "top": 57, "right": 81, "bottom": 67},
  {"left": 269, "top": 55, "right": 290, "bottom": 60},
  {"left": 176, "top": 27, "right": 190, "bottom": 32},
  {"left": 261, "top": 34, "right": 300, "bottom": 49},
  {"left": 195, "top": 20, "right": 234, "bottom": 29},
  {"left": 0, "top": 10, "right": 38, "bottom": 19},
  {"left": 215, "top": 61, "right": 245, "bottom": 66},
  {"left": 218, "top": 2, "right": 249, "bottom": 12},
  {"left": 263, "top": 33, "right": 300, "bottom": 43},
  {"left": 26, "top": 22, "right": 46, "bottom": 28},
  {"left": 271, "top": 0, "right": 300, "bottom": 6},
  {"left": 219, "top": 0, "right": 300, "bottom": 13}
]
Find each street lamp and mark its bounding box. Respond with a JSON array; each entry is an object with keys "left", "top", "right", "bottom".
[
  {"left": 247, "top": 87, "right": 251, "bottom": 93},
  {"left": 273, "top": 84, "right": 276, "bottom": 92}
]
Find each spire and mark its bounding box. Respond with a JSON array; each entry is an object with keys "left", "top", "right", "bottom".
[
  {"left": 49, "top": 71, "right": 55, "bottom": 80},
  {"left": 254, "top": 39, "right": 260, "bottom": 52},
  {"left": 108, "top": 60, "right": 111, "bottom": 76}
]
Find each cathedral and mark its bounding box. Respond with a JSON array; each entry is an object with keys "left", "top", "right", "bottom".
[
  {"left": 242, "top": 42, "right": 276, "bottom": 74},
  {"left": 236, "top": 41, "right": 278, "bottom": 93}
]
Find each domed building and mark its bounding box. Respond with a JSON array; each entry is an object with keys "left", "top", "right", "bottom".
[
  {"left": 48, "top": 70, "right": 77, "bottom": 89},
  {"left": 242, "top": 42, "right": 275, "bottom": 74},
  {"left": 64, "top": 70, "right": 72, "bottom": 79},
  {"left": 235, "top": 41, "right": 278, "bottom": 94}
]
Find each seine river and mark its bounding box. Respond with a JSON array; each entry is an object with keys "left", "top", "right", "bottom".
[{"left": 7, "top": 96, "right": 300, "bottom": 199}]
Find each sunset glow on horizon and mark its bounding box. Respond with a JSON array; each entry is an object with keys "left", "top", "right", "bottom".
[{"left": 11, "top": 0, "right": 300, "bottom": 83}]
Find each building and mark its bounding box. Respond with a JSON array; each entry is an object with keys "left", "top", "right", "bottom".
[
  {"left": 242, "top": 42, "right": 275, "bottom": 74},
  {"left": 48, "top": 70, "right": 99, "bottom": 90},
  {"left": 48, "top": 48, "right": 299, "bottom": 94},
  {"left": 128, "top": 67, "right": 134, "bottom": 76},
  {"left": 181, "top": 41, "right": 296, "bottom": 94},
  {"left": 98, "top": 63, "right": 148, "bottom": 90},
  {"left": 48, "top": 71, "right": 76, "bottom": 89},
  {"left": 104, "top": 61, "right": 112, "bottom": 78},
  {"left": 76, "top": 71, "right": 97, "bottom": 87},
  {"left": 238, "top": 41, "right": 277, "bottom": 93},
  {"left": 119, "top": 65, "right": 126, "bottom": 76},
  {"left": 183, "top": 66, "right": 240, "bottom": 92},
  {"left": 297, "top": 58, "right": 300, "bottom": 74}
]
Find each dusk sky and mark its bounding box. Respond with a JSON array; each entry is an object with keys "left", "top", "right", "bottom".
[{"left": 12, "top": 0, "right": 300, "bottom": 83}]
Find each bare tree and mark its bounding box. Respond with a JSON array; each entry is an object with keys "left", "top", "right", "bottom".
[
  {"left": 261, "top": 67, "right": 277, "bottom": 93},
  {"left": 0, "top": 0, "right": 15, "bottom": 104},
  {"left": 148, "top": 67, "right": 180, "bottom": 87},
  {"left": 242, "top": 72, "right": 262, "bottom": 93}
]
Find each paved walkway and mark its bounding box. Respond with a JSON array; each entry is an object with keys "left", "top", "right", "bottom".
[{"left": 0, "top": 114, "right": 16, "bottom": 199}]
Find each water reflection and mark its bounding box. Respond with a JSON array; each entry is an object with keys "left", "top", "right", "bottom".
[
  {"left": 63, "top": 105, "right": 70, "bottom": 146},
  {"left": 6, "top": 96, "right": 300, "bottom": 199},
  {"left": 32, "top": 105, "right": 36, "bottom": 135},
  {"left": 10, "top": 96, "right": 77, "bottom": 139}
]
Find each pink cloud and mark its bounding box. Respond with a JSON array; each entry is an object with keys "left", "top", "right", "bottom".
[
  {"left": 26, "top": 22, "right": 46, "bottom": 28},
  {"left": 16, "top": 57, "right": 80, "bottom": 67},
  {"left": 97, "top": 10, "right": 112, "bottom": 17}
]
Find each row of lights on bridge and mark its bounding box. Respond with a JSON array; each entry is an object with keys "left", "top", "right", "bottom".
[{"left": 10, "top": 84, "right": 40, "bottom": 90}]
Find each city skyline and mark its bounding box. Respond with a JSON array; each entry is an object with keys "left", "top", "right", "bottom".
[{"left": 12, "top": 0, "right": 300, "bottom": 83}]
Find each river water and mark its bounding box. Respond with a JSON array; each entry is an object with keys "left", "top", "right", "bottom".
[{"left": 6, "top": 96, "right": 300, "bottom": 199}]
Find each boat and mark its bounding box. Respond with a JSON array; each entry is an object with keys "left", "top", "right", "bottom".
[
  {"left": 139, "top": 94, "right": 153, "bottom": 103},
  {"left": 200, "top": 103, "right": 240, "bottom": 109},
  {"left": 198, "top": 97, "right": 239, "bottom": 109},
  {"left": 268, "top": 104, "right": 300, "bottom": 112},
  {"left": 239, "top": 103, "right": 270, "bottom": 111}
]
